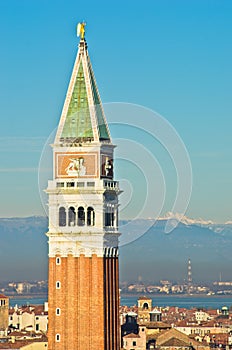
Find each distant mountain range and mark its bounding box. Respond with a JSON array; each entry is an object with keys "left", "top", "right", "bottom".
[{"left": 0, "top": 215, "right": 232, "bottom": 282}]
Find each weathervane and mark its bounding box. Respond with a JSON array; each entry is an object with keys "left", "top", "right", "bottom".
[{"left": 77, "top": 22, "right": 86, "bottom": 40}]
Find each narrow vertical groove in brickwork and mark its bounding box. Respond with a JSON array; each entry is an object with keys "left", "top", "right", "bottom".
[
  {"left": 107, "top": 257, "right": 111, "bottom": 349},
  {"left": 99, "top": 258, "right": 105, "bottom": 349},
  {"left": 77, "top": 256, "right": 80, "bottom": 350},
  {"left": 115, "top": 257, "right": 118, "bottom": 349},
  {"left": 73, "top": 257, "right": 78, "bottom": 347},
  {"left": 102, "top": 256, "right": 120, "bottom": 350},
  {"left": 114, "top": 257, "right": 117, "bottom": 348},
  {"left": 89, "top": 257, "right": 92, "bottom": 349},
  {"left": 103, "top": 257, "right": 107, "bottom": 350},
  {"left": 116, "top": 257, "right": 119, "bottom": 349},
  {"left": 111, "top": 257, "right": 114, "bottom": 350},
  {"left": 112, "top": 257, "right": 115, "bottom": 349},
  {"left": 108, "top": 257, "right": 112, "bottom": 350},
  {"left": 87, "top": 258, "right": 91, "bottom": 345},
  {"left": 105, "top": 257, "right": 108, "bottom": 348},
  {"left": 63, "top": 259, "right": 66, "bottom": 350},
  {"left": 63, "top": 258, "right": 67, "bottom": 349}
]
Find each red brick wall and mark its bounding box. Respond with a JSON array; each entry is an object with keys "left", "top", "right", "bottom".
[{"left": 48, "top": 255, "right": 119, "bottom": 350}]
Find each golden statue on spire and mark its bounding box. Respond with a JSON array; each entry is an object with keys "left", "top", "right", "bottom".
[{"left": 77, "top": 22, "right": 86, "bottom": 40}]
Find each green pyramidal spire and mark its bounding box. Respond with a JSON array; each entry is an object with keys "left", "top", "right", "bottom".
[
  {"left": 61, "top": 61, "right": 93, "bottom": 140},
  {"left": 55, "top": 37, "right": 111, "bottom": 144}
]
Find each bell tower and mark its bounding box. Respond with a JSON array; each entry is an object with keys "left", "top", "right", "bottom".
[{"left": 46, "top": 24, "right": 120, "bottom": 350}]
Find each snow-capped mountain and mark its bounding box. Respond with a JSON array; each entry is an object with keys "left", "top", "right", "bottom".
[
  {"left": 1, "top": 215, "right": 232, "bottom": 282},
  {"left": 157, "top": 212, "right": 232, "bottom": 234}
]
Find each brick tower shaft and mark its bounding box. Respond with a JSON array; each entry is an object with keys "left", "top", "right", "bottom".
[{"left": 46, "top": 24, "right": 121, "bottom": 350}]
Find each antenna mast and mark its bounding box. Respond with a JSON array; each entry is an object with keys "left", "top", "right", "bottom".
[{"left": 187, "top": 258, "right": 192, "bottom": 294}]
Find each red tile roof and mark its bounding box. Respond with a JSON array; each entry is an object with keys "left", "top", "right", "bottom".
[
  {"left": 0, "top": 294, "right": 8, "bottom": 299},
  {"left": 160, "top": 337, "right": 190, "bottom": 347},
  {"left": 138, "top": 296, "right": 152, "bottom": 301},
  {"left": 123, "top": 333, "right": 140, "bottom": 339}
]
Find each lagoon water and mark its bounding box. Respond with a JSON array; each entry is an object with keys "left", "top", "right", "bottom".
[
  {"left": 9, "top": 295, "right": 232, "bottom": 309},
  {"left": 120, "top": 295, "right": 232, "bottom": 309}
]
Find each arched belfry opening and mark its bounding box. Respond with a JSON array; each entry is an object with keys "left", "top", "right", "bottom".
[
  {"left": 143, "top": 302, "right": 149, "bottom": 310},
  {"left": 87, "top": 207, "right": 95, "bottom": 226},
  {"left": 59, "top": 207, "right": 66, "bottom": 227},
  {"left": 78, "top": 206, "right": 85, "bottom": 226},
  {"left": 68, "top": 207, "right": 76, "bottom": 226}
]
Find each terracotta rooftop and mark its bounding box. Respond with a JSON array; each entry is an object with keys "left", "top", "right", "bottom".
[
  {"left": 0, "top": 294, "right": 8, "bottom": 299},
  {"left": 138, "top": 296, "right": 152, "bottom": 301},
  {"left": 0, "top": 336, "right": 47, "bottom": 349},
  {"left": 175, "top": 320, "right": 189, "bottom": 327},
  {"left": 147, "top": 331, "right": 166, "bottom": 341},
  {"left": 8, "top": 305, "right": 47, "bottom": 316},
  {"left": 146, "top": 321, "right": 171, "bottom": 329},
  {"left": 123, "top": 333, "right": 140, "bottom": 339},
  {"left": 160, "top": 337, "right": 191, "bottom": 347}
]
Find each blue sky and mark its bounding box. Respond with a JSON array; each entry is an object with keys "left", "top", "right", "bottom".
[{"left": 0, "top": 0, "right": 232, "bottom": 222}]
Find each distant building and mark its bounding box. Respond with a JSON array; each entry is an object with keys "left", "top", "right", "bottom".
[
  {"left": 195, "top": 310, "right": 211, "bottom": 323},
  {"left": 121, "top": 312, "right": 139, "bottom": 347},
  {"left": 213, "top": 281, "right": 232, "bottom": 286},
  {"left": 138, "top": 297, "right": 153, "bottom": 323},
  {"left": 123, "top": 327, "right": 146, "bottom": 350},
  {"left": 150, "top": 308, "right": 162, "bottom": 322},
  {"left": 0, "top": 294, "right": 9, "bottom": 336},
  {"left": 221, "top": 306, "right": 229, "bottom": 316},
  {"left": 9, "top": 304, "right": 48, "bottom": 333}
]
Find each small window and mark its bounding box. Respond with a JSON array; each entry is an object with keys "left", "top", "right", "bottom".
[
  {"left": 35, "top": 316, "right": 39, "bottom": 320},
  {"left": 77, "top": 182, "right": 85, "bottom": 187},
  {"left": 87, "top": 182, "right": 95, "bottom": 187},
  {"left": 56, "top": 182, "right": 64, "bottom": 188},
  {"left": 56, "top": 281, "right": 61, "bottom": 289},
  {"left": 56, "top": 257, "right": 61, "bottom": 265},
  {"left": 35, "top": 324, "right": 39, "bottom": 331},
  {"left": 56, "top": 308, "right": 60, "bottom": 316},
  {"left": 133, "top": 341, "right": 136, "bottom": 346},
  {"left": 67, "top": 182, "right": 75, "bottom": 187},
  {"left": 56, "top": 334, "right": 60, "bottom": 342}
]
